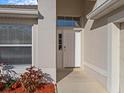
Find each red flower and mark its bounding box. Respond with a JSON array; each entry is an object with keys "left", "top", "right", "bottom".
[
  {"left": 0, "top": 82, "right": 5, "bottom": 90},
  {"left": 11, "top": 81, "right": 21, "bottom": 89}
]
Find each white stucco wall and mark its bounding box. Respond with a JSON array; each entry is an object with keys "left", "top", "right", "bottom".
[
  {"left": 84, "top": 20, "right": 108, "bottom": 88},
  {"left": 84, "top": 26, "right": 108, "bottom": 70},
  {"left": 37, "top": 0, "right": 56, "bottom": 81},
  {"left": 83, "top": 19, "right": 120, "bottom": 93},
  {"left": 83, "top": 4, "right": 123, "bottom": 92}
]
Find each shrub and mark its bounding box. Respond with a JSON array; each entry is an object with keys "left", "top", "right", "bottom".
[
  {"left": 0, "top": 64, "right": 55, "bottom": 93},
  {"left": 0, "top": 64, "right": 18, "bottom": 90},
  {"left": 20, "top": 66, "right": 53, "bottom": 92}
]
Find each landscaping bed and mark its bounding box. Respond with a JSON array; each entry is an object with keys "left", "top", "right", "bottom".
[
  {"left": 0, "top": 64, "right": 56, "bottom": 93},
  {"left": 0, "top": 84, "right": 55, "bottom": 93}
]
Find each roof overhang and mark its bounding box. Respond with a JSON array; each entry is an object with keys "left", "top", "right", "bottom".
[
  {"left": 0, "top": 8, "right": 38, "bottom": 18},
  {"left": 87, "top": 0, "right": 124, "bottom": 19}
]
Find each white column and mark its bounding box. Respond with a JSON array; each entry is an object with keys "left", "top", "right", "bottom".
[
  {"left": 38, "top": 0, "right": 56, "bottom": 81},
  {"left": 81, "top": 29, "right": 84, "bottom": 70},
  {"left": 75, "top": 31, "right": 81, "bottom": 67},
  {"left": 32, "top": 24, "right": 38, "bottom": 66},
  {"left": 107, "top": 23, "right": 120, "bottom": 93}
]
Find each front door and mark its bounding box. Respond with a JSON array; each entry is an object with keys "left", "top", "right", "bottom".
[
  {"left": 57, "top": 28, "right": 75, "bottom": 68},
  {"left": 63, "top": 28, "right": 75, "bottom": 68}
]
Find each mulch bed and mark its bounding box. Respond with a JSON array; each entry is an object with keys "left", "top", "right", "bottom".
[{"left": 0, "top": 84, "right": 55, "bottom": 93}]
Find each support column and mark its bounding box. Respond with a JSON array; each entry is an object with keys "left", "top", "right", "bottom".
[
  {"left": 107, "top": 23, "right": 120, "bottom": 93},
  {"left": 32, "top": 24, "right": 38, "bottom": 66},
  {"left": 37, "top": 0, "right": 56, "bottom": 81}
]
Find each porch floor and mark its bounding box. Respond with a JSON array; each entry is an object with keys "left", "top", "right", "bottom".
[{"left": 57, "top": 68, "right": 108, "bottom": 93}]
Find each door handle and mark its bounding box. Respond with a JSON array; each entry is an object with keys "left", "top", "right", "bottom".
[{"left": 63, "top": 46, "right": 66, "bottom": 51}]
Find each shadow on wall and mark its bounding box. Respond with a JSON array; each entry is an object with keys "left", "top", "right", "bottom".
[
  {"left": 38, "top": 11, "right": 44, "bottom": 19},
  {"left": 90, "top": 5, "right": 124, "bottom": 30},
  {"left": 57, "top": 68, "right": 73, "bottom": 82},
  {"left": 89, "top": 15, "right": 120, "bottom": 31}
]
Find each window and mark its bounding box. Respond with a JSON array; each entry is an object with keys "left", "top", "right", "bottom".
[
  {"left": 58, "top": 34, "right": 62, "bottom": 50},
  {"left": 57, "top": 16, "right": 80, "bottom": 27},
  {"left": 0, "top": 24, "right": 32, "bottom": 65}
]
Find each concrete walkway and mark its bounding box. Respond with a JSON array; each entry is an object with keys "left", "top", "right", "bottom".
[{"left": 57, "top": 68, "right": 108, "bottom": 93}]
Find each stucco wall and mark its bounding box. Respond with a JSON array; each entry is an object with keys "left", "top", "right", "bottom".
[
  {"left": 83, "top": 4, "right": 123, "bottom": 93},
  {"left": 84, "top": 17, "right": 108, "bottom": 88},
  {"left": 84, "top": 26, "right": 108, "bottom": 70}
]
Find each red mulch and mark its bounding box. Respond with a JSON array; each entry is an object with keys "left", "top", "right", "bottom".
[{"left": 0, "top": 84, "right": 55, "bottom": 93}]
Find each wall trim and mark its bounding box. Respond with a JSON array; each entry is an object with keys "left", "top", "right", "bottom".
[{"left": 84, "top": 62, "right": 108, "bottom": 77}]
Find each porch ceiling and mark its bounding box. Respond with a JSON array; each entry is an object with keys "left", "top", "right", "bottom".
[
  {"left": 57, "top": 0, "right": 85, "bottom": 17},
  {"left": 57, "top": 0, "right": 96, "bottom": 17}
]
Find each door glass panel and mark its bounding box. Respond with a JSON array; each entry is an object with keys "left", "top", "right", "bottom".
[{"left": 58, "top": 34, "right": 62, "bottom": 50}]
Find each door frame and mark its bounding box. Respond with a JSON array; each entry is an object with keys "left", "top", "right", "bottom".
[
  {"left": 57, "top": 27, "right": 81, "bottom": 69},
  {"left": 57, "top": 27, "right": 75, "bottom": 69}
]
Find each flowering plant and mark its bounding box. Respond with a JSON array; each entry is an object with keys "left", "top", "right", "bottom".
[
  {"left": 0, "top": 64, "right": 55, "bottom": 93},
  {"left": 0, "top": 64, "right": 18, "bottom": 90},
  {"left": 20, "top": 66, "right": 48, "bottom": 92}
]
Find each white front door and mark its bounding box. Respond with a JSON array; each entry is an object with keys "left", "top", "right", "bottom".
[
  {"left": 63, "top": 29, "right": 75, "bottom": 68},
  {"left": 57, "top": 28, "right": 79, "bottom": 68}
]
